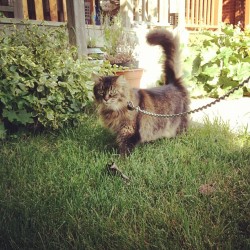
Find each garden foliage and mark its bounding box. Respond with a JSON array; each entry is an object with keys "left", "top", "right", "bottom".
[
  {"left": 184, "top": 24, "right": 250, "bottom": 98},
  {"left": 0, "top": 24, "right": 114, "bottom": 138},
  {"left": 102, "top": 13, "right": 138, "bottom": 66}
]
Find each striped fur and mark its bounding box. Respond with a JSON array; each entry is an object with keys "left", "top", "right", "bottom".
[{"left": 94, "top": 29, "right": 190, "bottom": 156}]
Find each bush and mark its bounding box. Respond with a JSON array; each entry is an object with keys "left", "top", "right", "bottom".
[
  {"left": 184, "top": 24, "right": 250, "bottom": 98},
  {"left": 0, "top": 23, "right": 114, "bottom": 138}
]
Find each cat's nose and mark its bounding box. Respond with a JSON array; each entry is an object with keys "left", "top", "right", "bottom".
[{"left": 104, "top": 95, "right": 109, "bottom": 102}]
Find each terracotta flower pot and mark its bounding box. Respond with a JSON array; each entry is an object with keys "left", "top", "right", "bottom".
[{"left": 116, "top": 68, "right": 144, "bottom": 88}]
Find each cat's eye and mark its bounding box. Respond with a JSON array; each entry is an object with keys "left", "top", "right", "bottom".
[
  {"left": 98, "top": 90, "right": 104, "bottom": 96},
  {"left": 109, "top": 89, "right": 117, "bottom": 96}
]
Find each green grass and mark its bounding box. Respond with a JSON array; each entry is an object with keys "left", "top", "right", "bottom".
[{"left": 0, "top": 116, "right": 249, "bottom": 249}]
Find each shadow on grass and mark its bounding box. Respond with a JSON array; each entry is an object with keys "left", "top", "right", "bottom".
[{"left": 58, "top": 115, "right": 118, "bottom": 155}]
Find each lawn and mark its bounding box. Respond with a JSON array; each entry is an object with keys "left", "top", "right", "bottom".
[{"left": 0, "top": 115, "right": 249, "bottom": 249}]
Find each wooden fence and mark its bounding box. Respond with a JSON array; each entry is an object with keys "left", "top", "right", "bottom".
[
  {"left": 185, "top": 0, "right": 223, "bottom": 29},
  {"left": 0, "top": 0, "right": 67, "bottom": 22},
  {"left": 0, "top": 0, "right": 249, "bottom": 30},
  {"left": 123, "top": 0, "right": 223, "bottom": 29}
]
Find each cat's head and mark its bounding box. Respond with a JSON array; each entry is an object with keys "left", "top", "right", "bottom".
[{"left": 93, "top": 75, "right": 130, "bottom": 110}]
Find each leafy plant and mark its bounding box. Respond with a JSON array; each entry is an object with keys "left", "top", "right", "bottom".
[
  {"left": 102, "top": 13, "right": 138, "bottom": 67},
  {"left": 0, "top": 23, "right": 115, "bottom": 137},
  {"left": 87, "top": 37, "right": 98, "bottom": 48},
  {"left": 184, "top": 24, "right": 250, "bottom": 98}
]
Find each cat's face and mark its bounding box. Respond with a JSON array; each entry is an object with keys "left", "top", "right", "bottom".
[{"left": 94, "top": 76, "right": 128, "bottom": 110}]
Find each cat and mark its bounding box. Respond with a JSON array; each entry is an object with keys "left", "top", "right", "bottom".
[{"left": 93, "top": 29, "right": 190, "bottom": 156}]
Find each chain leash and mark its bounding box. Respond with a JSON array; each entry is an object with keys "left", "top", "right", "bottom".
[{"left": 127, "top": 76, "right": 250, "bottom": 118}]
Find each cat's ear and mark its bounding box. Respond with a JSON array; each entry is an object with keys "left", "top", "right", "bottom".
[
  {"left": 92, "top": 73, "right": 101, "bottom": 83},
  {"left": 116, "top": 75, "right": 127, "bottom": 85}
]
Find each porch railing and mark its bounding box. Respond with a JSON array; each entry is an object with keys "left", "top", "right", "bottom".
[
  {"left": 129, "top": 0, "right": 223, "bottom": 29},
  {"left": 0, "top": 0, "right": 227, "bottom": 30},
  {"left": 185, "top": 0, "right": 223, "bottom": 29},
  {"left": 0, "top": 0, "right": 67, "bottom": 22}
]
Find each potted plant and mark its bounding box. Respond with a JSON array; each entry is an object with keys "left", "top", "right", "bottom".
[{"left": 101, "top": 12, "right": 143, "bottom": 88}]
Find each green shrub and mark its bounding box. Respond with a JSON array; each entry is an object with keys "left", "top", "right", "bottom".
[
  {"left": 0, "top": 23, "right": 114, "bottom": 137},
  {"left": 184, "top": 24, "right": 250, "bottom": 98}
]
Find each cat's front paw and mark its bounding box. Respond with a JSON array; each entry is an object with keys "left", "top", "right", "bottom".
[
  {"left": 117, "top": 133, "right": 138, "bottom": 157},
  {"left": 119, "top": 146, "right": 131, "bottom": 157}
]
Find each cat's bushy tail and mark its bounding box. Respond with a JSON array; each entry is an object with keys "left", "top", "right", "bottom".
[{"left": 146, "top": 29, "right": 182, "bottom": 84}]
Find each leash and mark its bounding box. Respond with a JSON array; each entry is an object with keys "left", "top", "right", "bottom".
[{"left": 127, "top": 76, "right": 250, "bottom": 118}]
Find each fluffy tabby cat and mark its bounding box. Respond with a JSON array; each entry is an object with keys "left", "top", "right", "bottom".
[{"left": 94, "top": 29, "right": 190, "bottom": 156}]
